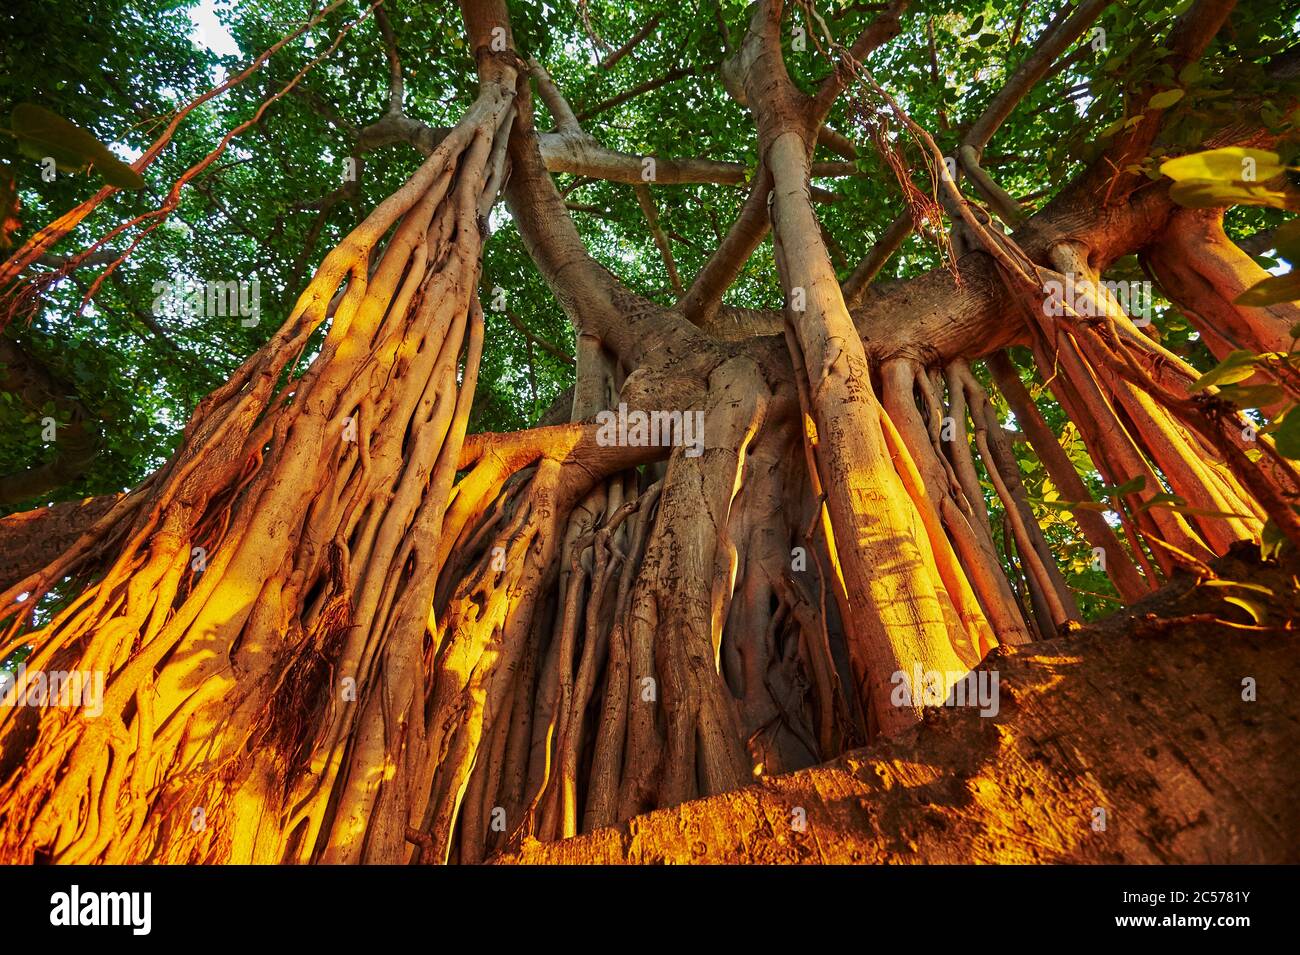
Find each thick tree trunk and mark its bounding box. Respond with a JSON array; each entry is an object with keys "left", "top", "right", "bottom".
[
  {"left": 737, "top": 0, "right": 990, "bottom": 740},
  {"left": 1, "top": 0, "right": 1293, "bottom": 868},
  {"left": 0, "top": 495, "right": 120, "bottom": 593}
]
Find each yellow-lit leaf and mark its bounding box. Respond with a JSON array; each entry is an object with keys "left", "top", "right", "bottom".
[
  {"left": 1236, "top": 272, "right": 1300, "bottom": 307},
  {"left": 10, "top": 104, "right": 144, "bottom": 189},
  {"left": 1222, "top": 595, "right": 1266, "bottom": 624},
  {"left": 1147, "top": 88, "right": 1185, "bottom": 110},
  {"left": 1160, "top": 147, "right": 1285, "bottom": 182},
  {"left": 1189, "top": 350, "right": 1259, "bottom": 391},
  {"left": 1168, "top": 179, "right": 1290, "bottom": 209},
  {"left": 1201, "top": 579, "right": 1274, "bottom": 596}
]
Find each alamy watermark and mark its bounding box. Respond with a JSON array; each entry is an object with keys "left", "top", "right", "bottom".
[
  {"left": 594, "top": 403, "right": 705, "bottom": 458},
  {"left": 890, "top": 665, "right": 1000, "bottom": 717},
  {"left": 1043, "top": 274, "right": 1153, "bottom": 326},
  {"left": 0, "top": 665, "right": 104, "bottom": 717},
  {"left": 151, "top": 276, "right": 261, "bottom": 327},
  {"left": 50, "top": 885, "right": 150, "bottom": 935}
]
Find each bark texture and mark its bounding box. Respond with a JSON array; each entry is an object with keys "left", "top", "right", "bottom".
[
  {"left": 498, "top": 547, "right": 1300, "bottom": 864},
  {"left": 0, "top": 0, "right": 1295, "bottom": 867}
]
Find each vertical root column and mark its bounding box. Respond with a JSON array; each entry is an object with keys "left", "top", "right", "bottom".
[
  {"left": 1144, "top": 207, "right": 1299, "bottom": 359},
  {"left": 880, "top": 357, "right": 1031, "bottom": 649},
  {"left": 1038, "top": 242, "right": 1265, "bottom": 562},
  {"left": 985, "top": 352, "right": 1152, "bottom": 603},
  {"left": 767, "top": 126, "right": 983, "bottom": 738},
  {"left": 0, "top": 78, "right": 518, "bottom": 864},
  {"left": 949, "top": 360, "right": 1079, "bottom": 634}
]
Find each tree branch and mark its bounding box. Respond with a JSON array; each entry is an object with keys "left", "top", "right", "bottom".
[
  {"left": 599, "top": 14, "right": 660, "bottom": 70},
  {"left": 955, "top": 0, "right": 1113, "bottom": 225},
  {"left": 634, "top": 184, "right": 683, "bottom": 295},
  {"left": 810, "top": 0, "right": 908, "bottom": 124},
  {"left": 576, "top": 65, "right": 701, "bottom": 123},
  {"left": 503, "top": 308, "right": 576, "bottom": 365},
  {"left": 816, "top": 125, "right": 858, "bottom": 159},
  {"left": 679, "top": 166, "right": 772, "bottom": 326},
  {"left": 962, "top": 0, "right": 1112, "bottom": 157},
  {"left": 373, "top": 0, "right": 405, "bottom": 115},
  {"left": 530, "top": 57, "right": 583, "bottom": 132},
  {"left": 501, "top": 70, "right": 702, "bottom": 370},
  {"left": 1089, "top": 0, "right": 1237, "bottom": 202},
  {"left": 841, "top": 208, "right": 912, "bottom": 307},
  {"left": 0, "top": 494, "right": 120, "bottom": 592}
]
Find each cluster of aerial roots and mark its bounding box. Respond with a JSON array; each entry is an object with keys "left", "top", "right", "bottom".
[{"left": 0, "top": 27, "right": 1297, "bottom": 864}]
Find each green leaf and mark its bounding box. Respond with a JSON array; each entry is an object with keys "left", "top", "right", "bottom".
[
  {"left": 1274, "top": 408, "right": 1300, "bottom": 460},
  {"left": 1260, "top": 520, "right": 1287, "bottom": 560},
  {"left": 10, "top": 104, "right": 144, "bottom": 189},
  {"left": 1168, "top": 179, "right": 1291, "bottom": 209},
  {"left": 1147, "top": 88, "right": 1185, "bottom": 110},
  {"left": 1189, "top": 350, "right": 1259, "bottom": 391},
  {"left": 1034, "top": 496, "right": 1111, "bottom": 513},
  {"left": 1102, "top": 475, "right": 1146, "bottom": 498},
  {"left": 1236, "top": 271, "right": 1300, "bottom": 306},
  {"left": 1160, "top": 147, "right": 1286, "bottom": 182},
  {"left": 1270, "top": 217, "right": 1300, "bottom": 262},
  {"left": 1099, "top": 118, "right": 1125, "bottom": 140},
  {"left": 1214, "top": 382, "right": 1285, "bottom": 407},
  {"left": 1139, "top": 492, "right": 1186, "bottom": 510},
  {"left": 1138, "top": 493, "right": 1252, "bottom": 519},
  {"left": 1170, "top": 504, "right": 1258, "bottom": 519}
]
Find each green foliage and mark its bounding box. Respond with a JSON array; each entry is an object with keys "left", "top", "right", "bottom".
[
  {"left": 8, "top": 104, "right": 145, "bottom": 188},
  {"left": 1, "top": 0, "right": 1297, "bottom": 618}
]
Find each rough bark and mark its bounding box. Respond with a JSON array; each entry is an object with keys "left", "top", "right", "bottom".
[
  {"left": 0, "top": 0, "right": 1292, "bottom": 868},
  {"left": 498, "top": 547, "right": 1300, "bottom": 864},
  {"left": 0, "top": 495, "right": 120, "bottom": 593}
]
